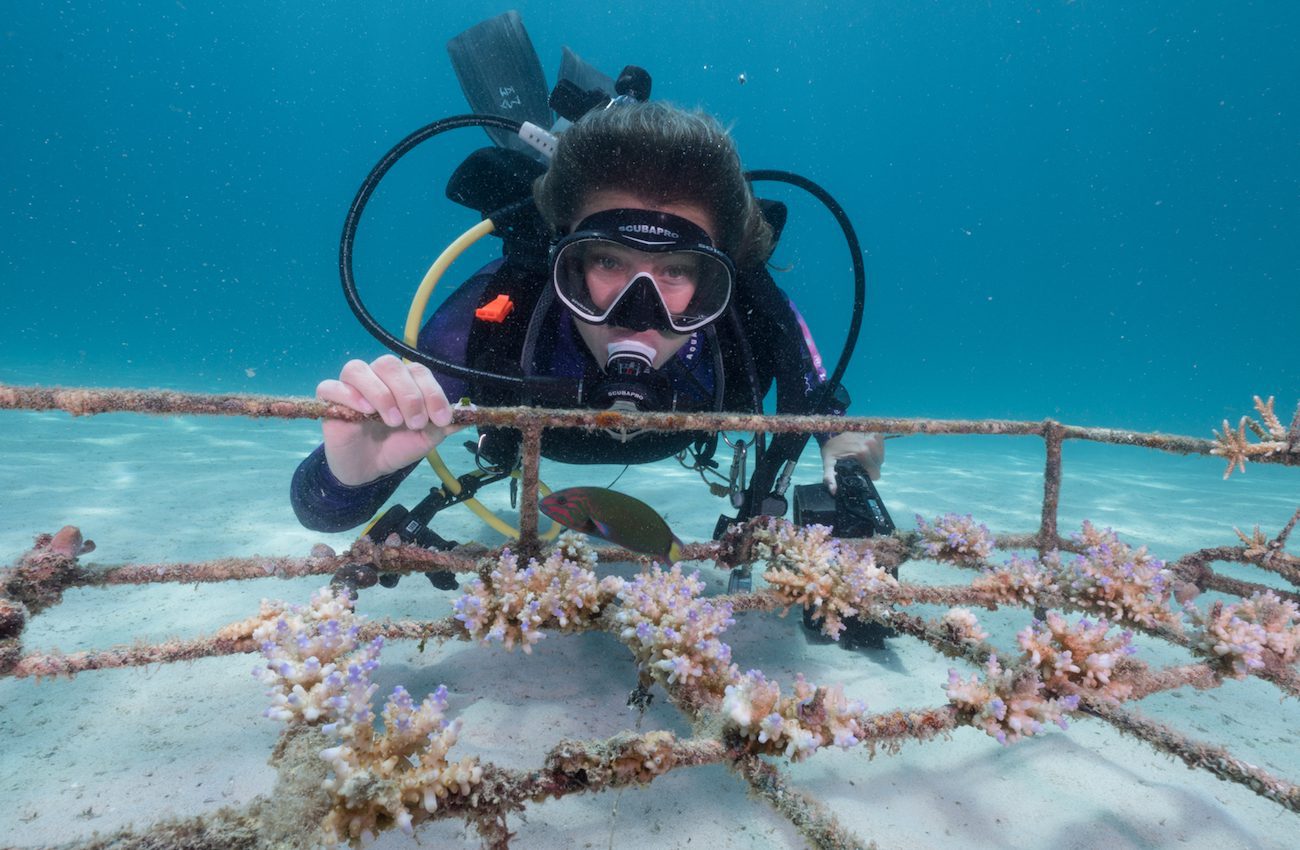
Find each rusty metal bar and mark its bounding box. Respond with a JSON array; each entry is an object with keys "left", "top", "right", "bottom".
[
  {"left": 0, "top": 383, "right": 1242, "bottom": 460},
  {"left": 517, "top": 423, "right": 543, "bottom": 555},
  {"left": 1040, "top": 420, "right": 1064, "bottom": 553},
  {"left": 1083, "top": 700, "right": 1300, "bottom": 813}
]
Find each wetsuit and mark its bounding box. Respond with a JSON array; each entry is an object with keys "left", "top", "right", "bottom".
[{"left": 290, "top": 259, "right": 840, "bottom": 532}]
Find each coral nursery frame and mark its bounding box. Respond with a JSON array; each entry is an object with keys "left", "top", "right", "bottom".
[{"left": 1, "top": 384, "right": 1298, "bottom": 850}]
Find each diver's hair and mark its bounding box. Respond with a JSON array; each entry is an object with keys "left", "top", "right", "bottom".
[{"left": 533, "top": 101, "right": 774, "bottom": 270}]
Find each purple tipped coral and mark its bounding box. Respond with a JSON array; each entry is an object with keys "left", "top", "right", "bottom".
[
  {"left": 945, "top": 655, "right": 1080, "bottom": 745},
  {"left": 916, "top": 513, "right": 995, "bottom": 564},
  {"left": 1017, "top": 612, "right": 1136, "bottom": 701},
  {"left": 252, "top": 587, "right": 480, "bottom": 844},
  {"left": 615, "top": 564, "right": 736, "bottom": 692},
  {"left": 1186, "top": 590, "right": 1300, "bottom": 678},
  {"left": 723, "top": 670, "right": 868, "bottom": 761},
  {"left": 453, "top": 533, "right": 623, "bottom": 653},
  {"left": 1051, "top": 522, "right": 1177, "bottom": 629},
  {"left": 754, "top": 519, "right": 898, "bottom": 641}
]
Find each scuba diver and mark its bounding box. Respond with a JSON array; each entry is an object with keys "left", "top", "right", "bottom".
[{"left": 290, "top": 16, "right": 890, "bottom": 647}]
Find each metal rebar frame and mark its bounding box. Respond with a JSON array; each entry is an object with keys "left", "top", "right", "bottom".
[{"left": 2, "top": 383, "right": 1298, "bottom": 849}]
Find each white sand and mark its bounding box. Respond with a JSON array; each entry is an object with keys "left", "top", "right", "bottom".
[{"left": 1, "top": 411, "right": 1297, "bottom": 848}]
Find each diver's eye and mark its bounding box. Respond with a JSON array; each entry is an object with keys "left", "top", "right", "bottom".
[{"left": 588, "top": 252, "right": 624, "bottom": 273}]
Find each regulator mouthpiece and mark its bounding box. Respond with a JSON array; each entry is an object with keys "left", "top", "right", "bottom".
[{"left": 590, "top": 340, "right": 671, "bottom": 442}]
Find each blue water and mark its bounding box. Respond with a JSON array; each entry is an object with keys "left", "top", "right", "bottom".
[{"left": 3, "top": 2, "right": 1297, "bottom": 436}]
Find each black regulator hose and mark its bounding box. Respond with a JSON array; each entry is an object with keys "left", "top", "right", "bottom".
[
  {"left": 734, "top": 170, "right": 867, "bottom": 521},
  {"left": 338, "top": 112, "right": 529, "bottom": 388},
  {"left": 744, "top": 169, "right": 865, "bottom": 412}
]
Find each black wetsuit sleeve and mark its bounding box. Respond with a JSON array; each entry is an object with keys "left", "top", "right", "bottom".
[
  {"left": 290, "top": 446, "right": 421, "bottom": 532},
  {"left": 288, "top": 266, "right": 498, "bottom": 532}
]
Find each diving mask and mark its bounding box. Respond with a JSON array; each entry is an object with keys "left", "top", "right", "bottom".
[{"left": 551, "top": 208, "right": 735, "bottom": 334}]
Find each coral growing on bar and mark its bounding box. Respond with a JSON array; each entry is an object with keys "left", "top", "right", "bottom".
[
  {"left": 254, "top": 587, "right": 481, "bottom": 845},
  {"left": 252, "top": 587, "right": 369, "bottom": 724},
  {"left": 5, "top": 526, "right": 96, "bottom": 615},
  {"left": 723, "top": 670, "right": 868, "bottom": 760},
  {"left": 945, "top": 655, "right": 1080, "bottom": 745},
  {"left": 941, "top": 607, "right": 990, "bottom": 645},
  {"left": 971, "top": 553, "right": 1059, "bottom": 606},
  {"left": 1046, "top": 522, "right": 1177, "bottom": 629},
  {"left": 1211, "top": 395, "right": 1299, "bottom": 479},
  {"left": 453, "top": 533, "right": 622, "bottom": 653},
  {"left": 1185, "top": 591, "right": 1300, "bottom": 678},
  {"left": 915, "top": 513, "right": 995, "bottom": 564},
  {"left": 319, "top": 683, "right": 482, "bottom": 844},
  {"left": 754, "top": 519, "right": 898, "bottom": 640},
  {"left": 615, "top": 564, "right": 736, "bottom": 693},
  {"left": 1017, "top": 612, "right": 1137, "bottom": 701}
]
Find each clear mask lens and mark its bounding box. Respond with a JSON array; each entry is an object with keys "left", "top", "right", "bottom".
[{"left": 553, "top": 236, "right": 734, "bottom": 333}]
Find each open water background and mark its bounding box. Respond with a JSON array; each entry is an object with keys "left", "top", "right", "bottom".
[{"left": 3, "top": 1, "right": 1297, "bottom": 435}]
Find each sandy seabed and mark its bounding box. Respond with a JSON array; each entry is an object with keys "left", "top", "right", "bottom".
[{"left": 1, "top": 410, "right": 1297, "bottom": 849}]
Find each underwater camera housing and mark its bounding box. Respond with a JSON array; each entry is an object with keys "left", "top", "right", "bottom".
[
  {"left": 791, "top": 458, "right": 896, "bottom": 538},
  {"left": 793, "top": 459, "right": 898, "bottom": 649}
]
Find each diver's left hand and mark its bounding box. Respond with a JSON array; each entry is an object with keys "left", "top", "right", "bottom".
[{"left": 820, "top": 432, "right": 884, "bottom": 494}]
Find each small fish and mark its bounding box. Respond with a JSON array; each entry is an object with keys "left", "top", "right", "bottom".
[{"left": 539, "top": 487, "right": 683, "bottom": 562}]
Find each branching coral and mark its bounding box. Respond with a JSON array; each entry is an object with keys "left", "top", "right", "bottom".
[
  {"left": 915, "top": 513, "right": 995, "bottom": 564},
  {"left": 723, "top": 670, "right": 868, "bottom": 760},
  {"left": 1234, "top": 525, "right": 1273, "bottom": 560},
  {"left": 971, "top": 553, "right": 1059, "bottom": 607},
  {"left": 615, "top": 564, "right": 737, "bottom": 694},
  {"left": 1046, "top": 522, "right": 1178, "bottom": 629},
  {"left": 940, "top": 607, "right": 990, "bottom": 645},
  {"left": 252, "top": 587, "right": 369, "bottom": 724},
  {"left": 1185, "top": 591, "right": 1300, "bottom": 678},
  {"left": 1212, "top": 395, "right": 1300, "bottom": 479},
  {"left": 254, "top": 587, "right": 481, "bottom": 846},
  {"left": 945, "top": 656, "right": 1080, "bottom": 746},
  {"left": 944, "top": 611, "right": 1134, "bottom": 744},
  {"left": 753, "top": 520, "right": 898, "bottom": 641},
  {"left": 319, "top": 683, "right": 483, "bottom": 844},
  {"left": 453, "top": 533, "right": 623, "bottom": 653},
  {"left": 1017, "top": 612, "right": 1137, "bottom": 702}
]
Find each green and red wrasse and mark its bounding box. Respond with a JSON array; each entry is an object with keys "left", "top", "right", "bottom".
[{"left": 539, "top": 487, "right": 683, "bottom": 563}]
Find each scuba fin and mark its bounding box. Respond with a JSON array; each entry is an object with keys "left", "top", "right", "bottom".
[
  {"left": 550, "top": 46, "right": 615, "bottom": 131},
  {"left": 557, "top": 46, "right": 614, "bottom": 96},
  {"left": 446, "top": 11, "right": 554, "bottom": 155}
]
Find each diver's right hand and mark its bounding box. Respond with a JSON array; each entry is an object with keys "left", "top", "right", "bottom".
[{"left": 316, "top": 355, "right": 464, "bottom": 486}]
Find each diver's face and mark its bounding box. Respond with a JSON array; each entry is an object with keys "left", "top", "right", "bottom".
[{"left": 570, "top": 191, "right": 718, "bottom": 368}]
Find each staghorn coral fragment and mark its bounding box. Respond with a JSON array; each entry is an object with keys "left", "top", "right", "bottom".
[
  {"left": 1185, "top": 591, "right": 1300, "bottom": 678},
  {"left": 1045, "top": 522, "right": 1179, "bottom": 629},
  {"left": 753, "top": 519, "right": 899, "bottom": 641},
  {"left": 1017, "top": 612, "right": 1138, "bottom": 702},
  {"left": 971, "top": 553, "right": 1059, "bottom": 607},
  {"left": 251, "top": 587, "right": 368, "bottom": 724},
  {"left": 941, "top": 607, "right": 990, "bottom": 645},
  {"left": 452, "top": 533, "right": 622, "bottom": 653},
  {"left": 1234, "top": 525, "right": 1272, "bottom": 559},
  {"left": 253, "top": 586, "right": 482, "bottom": 846},
  {"left": 1211, "top": 395, "right": 1299, "bottom": 479},
  {"left": 945, "top": 655, "right": 1080, "bottom": 746},
  {"left": 615, "top": 563, "right": 737, "bottom": 696},
  {"left": 915, "top": 513, "right": 995, "bottom": 564},
  {"left": 723, "top": 670, "right": 868, "bottom": 760}
]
